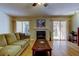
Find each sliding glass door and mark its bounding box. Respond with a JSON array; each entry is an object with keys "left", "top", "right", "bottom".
[{"left": 53, "top": 21, "right": 67, "bottom": 40}]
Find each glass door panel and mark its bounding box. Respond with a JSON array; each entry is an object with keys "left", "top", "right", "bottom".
[{"left": 53, "top": 21, "right": 67, "bottom": 40}]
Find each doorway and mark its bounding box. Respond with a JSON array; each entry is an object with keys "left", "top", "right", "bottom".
[{"left": 52, "top": 21, "right": 67, "bottom": 41}]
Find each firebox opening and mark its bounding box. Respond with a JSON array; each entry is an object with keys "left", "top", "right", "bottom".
[{"left": 36, "top": 31, "right": 46, "bottom": 39}]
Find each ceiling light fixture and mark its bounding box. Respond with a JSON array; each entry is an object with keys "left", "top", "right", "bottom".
[
  {"left": 38, "top": 3, "right": 42, "bottom": 5},
  {"left": 32, "top": 3, "right": 37, "bottom": 6},
  {"left": 32, "top": 3, "right": 48, "bottom": 7}
]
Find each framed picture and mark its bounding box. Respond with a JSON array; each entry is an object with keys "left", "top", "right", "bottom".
[{"left": 37, "top": 19, "right": 45, "bottom": 27}]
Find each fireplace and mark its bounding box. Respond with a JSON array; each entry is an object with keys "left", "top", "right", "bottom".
[{"left": 36, "top": 31, "right": 46, "bottom": 39}]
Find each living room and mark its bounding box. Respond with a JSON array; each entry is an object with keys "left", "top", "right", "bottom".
[{"left": 0, "top": 3, "right": 79, "bottom": 56}]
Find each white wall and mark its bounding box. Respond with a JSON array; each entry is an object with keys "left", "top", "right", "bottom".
[
  {"left": 72, "top": 12, "right": 79, "bottom": 32},
  {"left": 0, "top": 11, "right": 10, "bottom": 34}
]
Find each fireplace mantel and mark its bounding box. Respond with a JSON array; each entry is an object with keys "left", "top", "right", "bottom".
[
  {"left": 34, "top": 27, "right": 49, "bottom": 31},
  {"left": 33, "top": 27, "right": 50, "bottom": 40}
]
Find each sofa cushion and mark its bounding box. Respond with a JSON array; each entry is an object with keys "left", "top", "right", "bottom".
[
  {"left": 0, "top": 45, "right": 21, "bottom": 56},
  {"left": 23, "top": 39, "right": 30, "bottom": 42},
  {"left": 14, "top": 33, "right": 20, "bottom": 40},
  {"left": 12, "top": 40, "right": 27, "bottom": 48},
  {"left": 0, "top": 47, "right": 3, "bottom": 50},
  {"left": 0, "top": 35, "right": 7, "bottom": 46},
  {"left": 5, "top": 33, "right": 17, "bottom": 44}
]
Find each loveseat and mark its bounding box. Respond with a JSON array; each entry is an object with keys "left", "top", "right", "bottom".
[{"left": 0, "top": 33, "right": 30, "bottom": 56}]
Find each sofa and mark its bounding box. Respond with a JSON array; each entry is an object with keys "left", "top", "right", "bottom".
[{"left": 0, "top": 33, "right": 30, "bottom": 56}]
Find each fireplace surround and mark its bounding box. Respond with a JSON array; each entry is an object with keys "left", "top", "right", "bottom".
[{"left": 36, "top": 31, "right": 46, "bottom": 39}]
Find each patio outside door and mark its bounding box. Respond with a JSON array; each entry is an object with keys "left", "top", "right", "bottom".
[{"left": 53, "top": 21, "right": 67, "bottom": 41}]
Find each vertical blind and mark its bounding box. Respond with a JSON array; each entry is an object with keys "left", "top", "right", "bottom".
[
  {"left": 16, "top": 21, "right": 29, "bottom": 34},
  {"left": 53, "top": 21, "right": 67, "bottom": 40}
]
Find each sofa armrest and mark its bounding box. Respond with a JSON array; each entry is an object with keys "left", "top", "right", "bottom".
[{"left": 25, "top": 35, "right": 30, "bottom": 39}]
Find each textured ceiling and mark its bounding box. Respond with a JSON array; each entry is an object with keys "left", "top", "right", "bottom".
[{"left": 0, "top": 3, "right": 79, "bottom": 16}]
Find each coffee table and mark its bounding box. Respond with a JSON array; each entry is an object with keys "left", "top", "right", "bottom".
[{"left": 32, "top": 39, "right": 52, "bottom": 56}]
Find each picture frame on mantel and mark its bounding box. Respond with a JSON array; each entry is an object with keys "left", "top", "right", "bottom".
[{"left": 37, "top": 19, "right": 46, "bottom": 27}]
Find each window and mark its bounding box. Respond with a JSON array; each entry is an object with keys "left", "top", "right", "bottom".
[{"left": 16, "top": 21, "right": 29, "bottom": 35}]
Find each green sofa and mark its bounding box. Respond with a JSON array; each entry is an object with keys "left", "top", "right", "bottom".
[{"left": 0, "top": 33, "right": 30, "bottom": 56}]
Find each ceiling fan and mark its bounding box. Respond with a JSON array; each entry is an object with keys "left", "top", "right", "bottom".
[{"left": 32, "top": 3, "right": 48, "bottom": 7}]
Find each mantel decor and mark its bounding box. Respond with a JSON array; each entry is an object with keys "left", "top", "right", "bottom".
[{"left": 37, "top": 19, "right": 46, "bottom": 27}]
